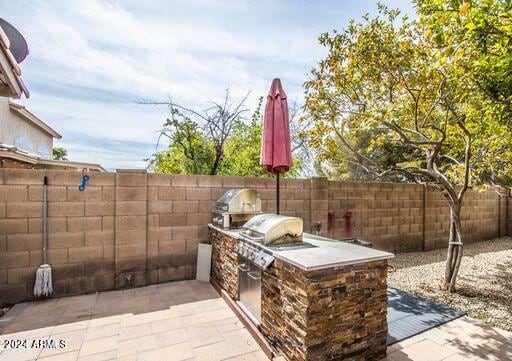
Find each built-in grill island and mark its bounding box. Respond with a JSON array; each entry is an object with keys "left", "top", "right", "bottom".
[{"left": 209, "top": 190, "right": 394, "bottom": 361}]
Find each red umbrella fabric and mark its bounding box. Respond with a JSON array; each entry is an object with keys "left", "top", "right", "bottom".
[
  {"left": 260, "top": 78, "right": 292, "bottom": 214},
  {"left": 260, "top": 78, "right": 293, "bottom": 174}
]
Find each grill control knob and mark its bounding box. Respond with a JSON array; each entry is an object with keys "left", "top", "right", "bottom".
[
  {"left": 249, "top": 252, "right": 256, "bottom": 261},
  {"left": 260, "top": 258, "right": 266, "bottom": 266}
]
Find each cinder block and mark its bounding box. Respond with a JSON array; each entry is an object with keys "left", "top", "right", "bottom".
[
  {"left": 44, "top": 170, "right": 83, "bottom": 186},
  {"left": 48, "top": 232, "right": 84, "bottom": 249},
  {"left": 102, "top": 187, "right": 115, "bottom": 201},
  {"left": 222, "top": 176, "right": 245, "bottom": 188},
  {"left": 116, "top": 216, "right": 146, "bottom": 230},
  {"left": 160, "top": 213, "right": 187, "bottom": 227},
  {"left": 84, "top": 201, "right": 115, "bottom": 216},
  {"left": 116, "top": 187, "right": 146, "bottom": 201},
  {"left": 245, "top": 177, "right": 273, "bottom": 188},
  {"left": 29, "top": 250, "right": 42, "bottom": 266},
  {"left": 0, "top": 284, "right": 28, "bottom": 304},
  {"left": 67, "top": 187, "right": 103, "bottom": 201},
  {"left": 196, "top": 200, "right": 211, "bottom": 213},
  {"left": 158, "top": 266, "right": 186, "bottom": 282},
  {"left": 173, "top": 200, "right": 199, "bottom": 213},
  {"left": 115, "top": 243, "right": 146, "bottom": 259},
  {"left": 159, "top": 187, "right": 186, "bottom": 200},
  {"left": 48, "top": 202, "right": 84, "bottom": 217},
  {"left": 172, "top": 251, "right": 196, "bottom": 267},
  {"left": 159, "top": 239, "right": 186, "bottom": 254},
  {"left": 186, "top": 236, "right": 201, "bottom": 253},
  {"left": 147, "top": 187, "right": 159, "bottom": 201},
  {"left": 0, "top": 218, "right": 27, "bottom": 234},
  {"left": 87, "top": 173, "right": 115, "bottom": 186},
  {"left": 4, "top": 169, "right": 45, "bottom": 185},
  {"left": 49, "top": 218, "right": 67, "bottom": 233},
  {"left": 186, "top": 213, "right": 211, "bottom": 226},
  {"left": 170, "top": 174, "right": 198, "bottom": 187},
  {"left": 6, "top": 202, "right": 43, "bottom": 218},
  {"left": 186, "top": 188, "right": 210, "bottom": 200},
  {"left": 115, "top": 229, "right": 146, "bottom": 245},
  {"left": 147, "top": 227, "right": 173, "bottom": 242},
  {"left": 7, "top": 267, "right": 36, "bottom": 285},
  {"left": 48, "top": 249, "right": 68, "bottom": 264},
  {"left": 197, "top": 175, "right": 222, "bottom": 188},
  {"left": 116, "top": 172, "right": 147, "bottom": 187},
  {"left": 103, "top": 245, "right": 114, "bottom": 259},
  {"left": 102, "top": 216, "right": 115, "bottom": 230},
  {"left": 0, "top": 270, "right": 6, "bottom": 285},
  {"left": 0, "top": 203, "right": 5, "bottom": 218},
  {"left": 85, "top": 231, "right": 114, "bottom": 246},
  {"left": 172, "top": 226, "right": 198, "bottom": 240},
  {"left": 0, "top": 251, "right": 29, "bottom": 269},
  {"left": 147, "top": 201, "right": 173, "bottom": 214},
  {"left": 7, "top": 233, "right": 41, "bottom": 251},
  {"left": 0, "top": 185, "right": 27, "bottom": 201},
  {"left": 116, "top": 201, "right": 146, "bottom": 216},
  {"left": 52, "top": 263, "right": 84, "bottom": 280},
  {"left": 147, "top": 173, "right": 172, "bottom": 186},
  {"left": 68, "top": 246, "right": 103, "bottom": 263}
]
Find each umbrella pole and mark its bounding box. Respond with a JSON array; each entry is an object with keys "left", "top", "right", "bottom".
[{"left": 276, "top": 173, "right": 280, "bottom": 214}]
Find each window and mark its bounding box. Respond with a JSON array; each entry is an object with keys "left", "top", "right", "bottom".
[
  {"left": 14, "top": 134, "right": 33, "bottom": 153},
  {"left": 37, "top": 144, "right": 51, "bottom": 159}
]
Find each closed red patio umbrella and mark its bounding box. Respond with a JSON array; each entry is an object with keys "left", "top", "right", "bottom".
[{"left": 260, "top": 78, "right": 292, "bottom": 214}]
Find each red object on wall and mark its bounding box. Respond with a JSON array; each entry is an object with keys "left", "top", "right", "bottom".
[{"left": 342, "top": 212, "right": 352, "bottom": 238}]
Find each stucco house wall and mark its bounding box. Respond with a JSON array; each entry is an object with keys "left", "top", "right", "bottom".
[{"left": 0, "top": 98, "right": 55, "bottom": 158}]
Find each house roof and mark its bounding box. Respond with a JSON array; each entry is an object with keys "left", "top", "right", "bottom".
[
  {"left": 0, "top": 26, "right": 28, "bottom": 99},
  {"left": 9, "top": 101, "right": 62, "bottom": 139},
  {"left": 0, "top": 144, "right": 106, "bottom": 172}
]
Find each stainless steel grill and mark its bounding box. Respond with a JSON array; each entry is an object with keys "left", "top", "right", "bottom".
[
  {"left": 236, "top": 213, "right": 303, "bottom": 326},
  {"left": 211, "top": 189, "right": 262, "bottom": 228},
  {"left": 240, "top": 213, "right": 303, "bottom": 245}
]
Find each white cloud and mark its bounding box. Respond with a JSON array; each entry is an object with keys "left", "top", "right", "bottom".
[{"left": 1, "top": 0, "right": 414, "bottom": 169}]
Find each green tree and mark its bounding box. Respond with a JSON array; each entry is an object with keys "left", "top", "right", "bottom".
[
  {"left": 148, "top": 94, "right": 306, "bottom": 177},
  {"left": 304, "top": 5, "right": 512, "bottom": 292},
  {"left": 415, "top": 0, "right": 512, "bottom": 188},
  {"left": 52, "top": 147, "right": 68, "bottom": 161}
]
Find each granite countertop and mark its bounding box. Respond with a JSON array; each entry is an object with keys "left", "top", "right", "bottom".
[{"left": 208, "top": 224, "right": 394, "bottom": 271}]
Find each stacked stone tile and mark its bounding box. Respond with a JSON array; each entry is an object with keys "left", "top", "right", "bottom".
[
  {"left": 209, "top": 228, "right": 240, "bottom": 299},
  {"left": 261, "top": 259, "right": 388, "bottom": 361}
]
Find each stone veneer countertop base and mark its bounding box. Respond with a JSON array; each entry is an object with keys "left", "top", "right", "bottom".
[{"left": 208, "top": 224, "right": 394, "bottom": 270}]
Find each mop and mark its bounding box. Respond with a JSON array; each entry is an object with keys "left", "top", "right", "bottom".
[{"left": 34, "top": 176, "right": 53, "bottom": 297}]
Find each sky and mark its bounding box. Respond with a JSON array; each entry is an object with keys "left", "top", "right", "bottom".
[{"left": 1, "top": 0, "right": 414, "bottom": 171}]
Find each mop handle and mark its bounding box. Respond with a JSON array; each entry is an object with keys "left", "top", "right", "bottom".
[{"left": 43, "top": 176, "right": 48, "bottom": 265}]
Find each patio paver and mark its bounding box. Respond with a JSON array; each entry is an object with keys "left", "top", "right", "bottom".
[
  {"left": 0, "top": 280, "right": 272, "bottom": 361},
  {"left": 1, "top": 280, "right": 511, "bottom": 360},
  {"left": 386, "top": 316, "right": 512, "bottom": 361}
]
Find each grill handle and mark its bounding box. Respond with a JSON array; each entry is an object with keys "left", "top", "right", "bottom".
[
  {"left": 241, "top": 233, "right": 264, "bottom": 241},
  {"left": 248, "top": 271, "right": 261, "bottom": 280},
  {"left": 237, "top": 264, "right": 249, "bottom": 272}
]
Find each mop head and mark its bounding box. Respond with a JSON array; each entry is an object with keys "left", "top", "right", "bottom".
[{"left": 34, "top": 264, "right": 53, "bottom": 297}]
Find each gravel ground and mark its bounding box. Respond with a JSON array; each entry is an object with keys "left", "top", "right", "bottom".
[{"left": 388, "top": 236, "right": 512, "bottom": 332}]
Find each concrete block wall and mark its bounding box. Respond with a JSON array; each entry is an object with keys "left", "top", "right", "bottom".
[
  {"left": 327, "top": 181, "right": 424, "bottom": 252},
  {"left": 327, "top": 181, "right": 506, "bottom": 252},
  {"left": 0, "top": 169, "right": 116, "bottom": 305},
  {"left": 0, "top": 169, "right": 508, "bottom": 305}
]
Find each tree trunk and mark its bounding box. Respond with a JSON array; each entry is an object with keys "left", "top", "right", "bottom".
[{"left": 443, "top": 205, "right": 464, "bottom": 292}]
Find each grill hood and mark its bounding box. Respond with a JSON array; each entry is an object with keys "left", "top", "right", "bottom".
[
  {"left": 213, "top": 188, "right": 262, "bottom": 214},
  {"left": 240, "top": 214, "right": 303, "bottom": 245}
]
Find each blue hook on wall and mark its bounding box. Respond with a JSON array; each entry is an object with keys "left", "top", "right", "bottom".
[{"left": 79, "top": 175, "right": 90, "bottom": 191}]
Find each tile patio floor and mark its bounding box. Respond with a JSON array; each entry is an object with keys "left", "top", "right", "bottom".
[
  {"left": 0, "top": 280, "right": 274, "bottom": 361},
  {"left": 0, "top": 280, "right": 510, "bottom": 361}
]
